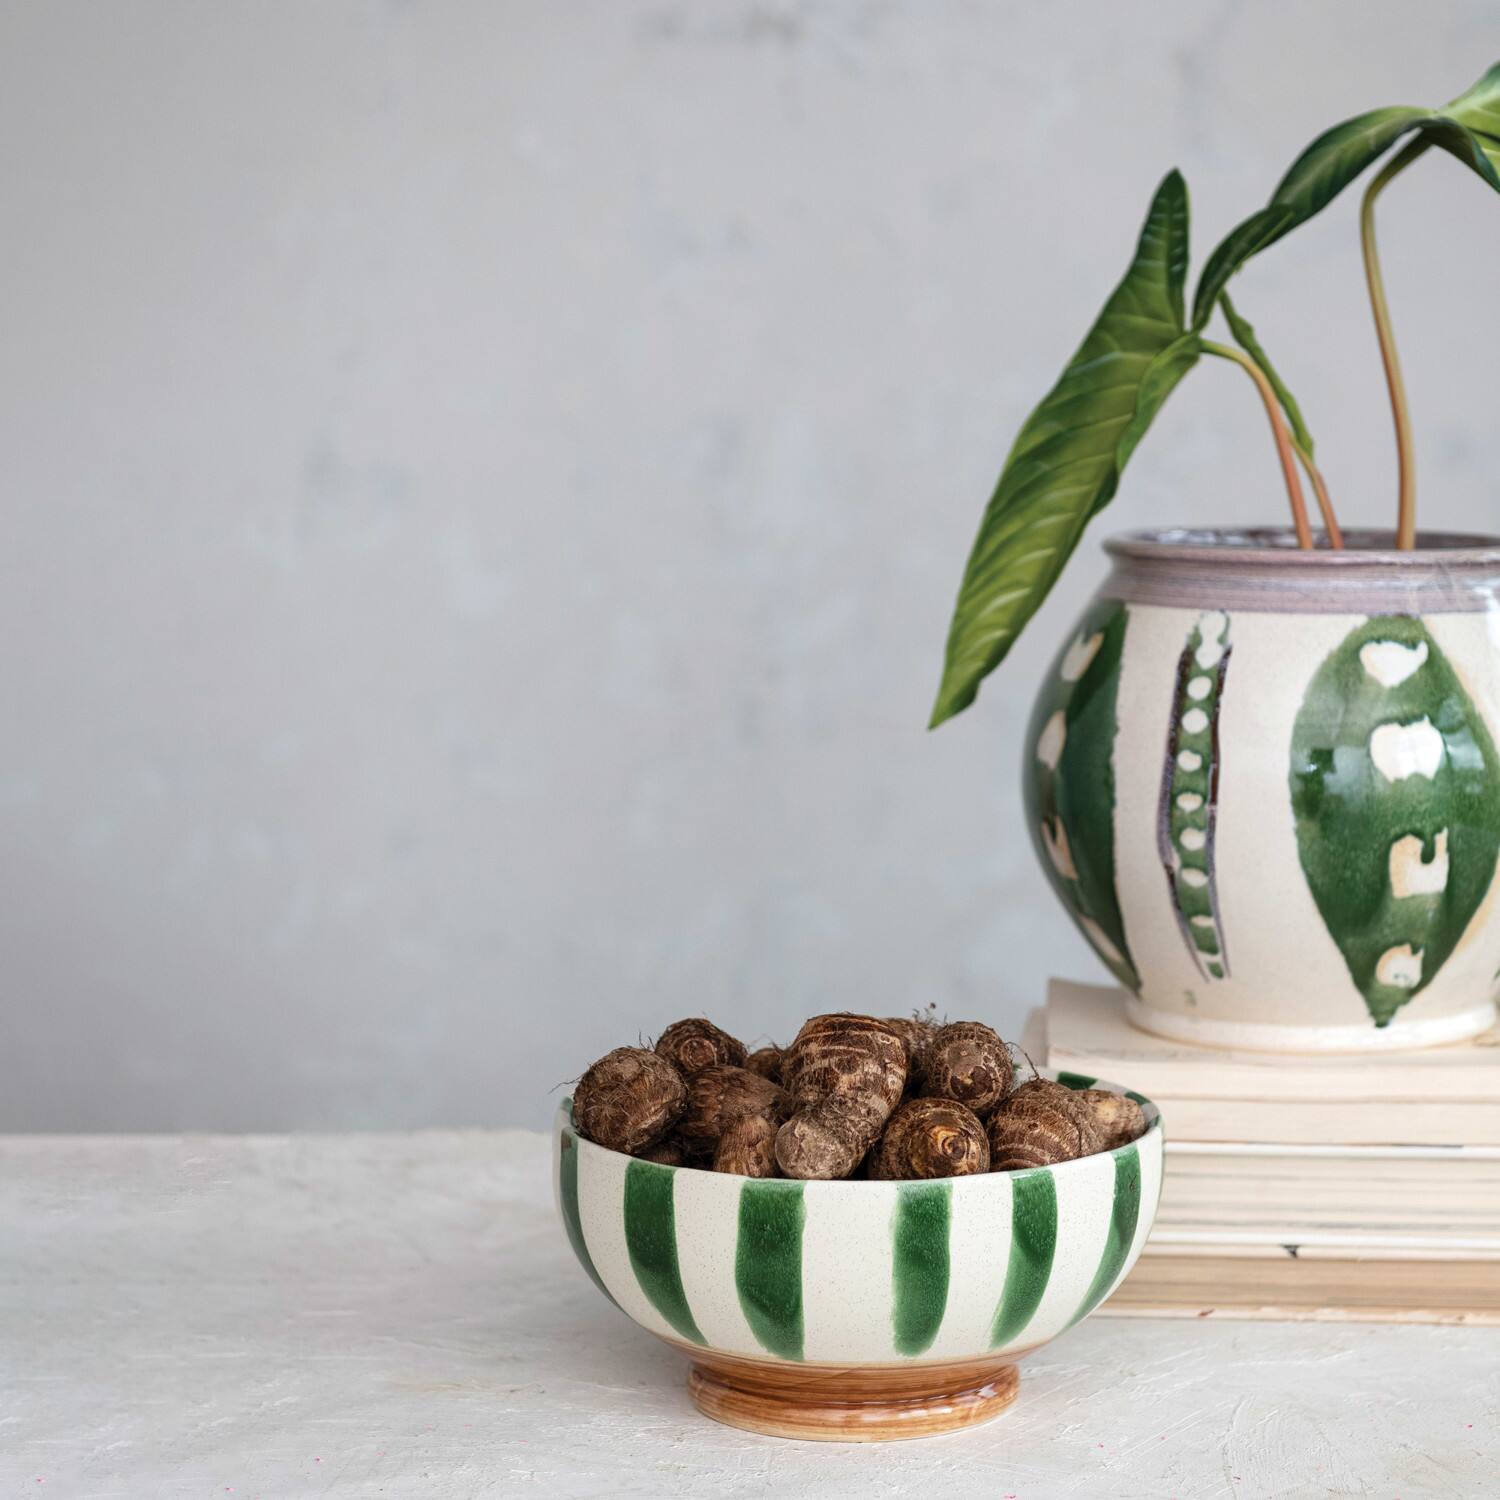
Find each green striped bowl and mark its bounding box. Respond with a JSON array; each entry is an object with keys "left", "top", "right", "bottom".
[{"left": 555, "top": 1074, "right": 1162, "bottom": 1374}]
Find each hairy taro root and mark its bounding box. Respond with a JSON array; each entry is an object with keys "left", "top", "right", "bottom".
[
  {"left": 655, "top": 1017, "right": 747, "bottom": 1076},
  {"left": 775, "top": 1092, "right": 890, "bottom": 1181},
  {"left": 1015, "top": 1077, "right": 1105, "bottom": 1153},
  {"left": 774, "top": 1014, "right": 908, "bottom": 1179},
  {"left": 987, "top": 1078, "right": 1101, "bottom": 1171},
  {"left": 637, "top": 1136, "right": 690, "bottom": 1166},
  {"left": 780, "top": 1013, "right": 907, "bottom": 1111},
  {"left": 678, "top": 1064, "right": 786, "bottom": 1146},
  {"left": 917, "top": 1021, "right": 1013, "bottom": 1117},
  {"left": 745, "top": 1045, "right": 783, "bottom": 1084},
  {"left": 573, "top": 1047, "right": 686, "bottom": 1154},
  {"left": 883, "top": 1013, "right": 940, "bottom": 1091},
  {"left": 576, "top": 1014, "right": 1131, "bottom": 1182},
  {"left": 1074, "top": 1088, "right": 1147, "bottom": 1151},
  {"left": 714, "top": 1112, "right": 779, "bottom": 1177},
  {"left": 870, "top": 1098, "right": 990, "bottom": 1180}
]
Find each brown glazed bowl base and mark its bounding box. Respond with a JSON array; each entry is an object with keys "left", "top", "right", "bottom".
[{"left": 681, "top": 1343, "right": 1025, "bottom": 1442}]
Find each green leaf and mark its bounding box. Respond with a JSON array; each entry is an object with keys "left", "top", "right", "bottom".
[
  {"left": 929, "top": 171, "right": 1194, "bottom": 729},
  {"left": 1444, "top": 60, "right": 1500, "bottom": 139},
  {"left": 1192, "top": 205, "right": 1296, "bottom": 333},
  {"left": 1191, "top": 62, "right": 1500, "bottom": 329},
  {"left": 1217, "top": 292, "right": 1315, "bottom": 458},
  {"left": 1112, "top": 332, "right": 1201, "bottom": 479},
  {"left": 1420, "top": 120, "right": 1500, "bottom": 192}
]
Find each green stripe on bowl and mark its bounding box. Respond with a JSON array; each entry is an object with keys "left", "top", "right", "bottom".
[
  {"left": 891, "top": 1182, "right": 951, "bottom": 1357},
  {"left": 1068, "top": 1144, "right": 1142, "bottom": 1327},
  {"left": 989, "top": 1170, "right": 1057, "bottom": 1348},
  {"left": 736, "top": 1180, "right": 806, "bottom": 1361},
  {"left": 558, "top": 1129, "right": 618, "bottom": 1309},
  {"left": 623, "top": 1160, "right": 705, "bottom": 1345}
]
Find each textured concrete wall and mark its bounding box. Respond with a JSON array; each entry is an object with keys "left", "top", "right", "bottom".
[{"left": 1, "top": 1, "right": 1496, "bottom": 1128}]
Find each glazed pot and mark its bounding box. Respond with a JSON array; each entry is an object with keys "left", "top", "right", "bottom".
[
  {"left": 1025, "top": 528, "right": 1500, "bottom": 1053},
  {"left": 555, "top": 1075, "right": 1162, "bottom": 1442}
]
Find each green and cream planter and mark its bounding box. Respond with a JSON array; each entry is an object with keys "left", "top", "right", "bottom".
[
  {"left": 555, "top": 1074, "right": 1162, "bottom": 1442},
  {"left": 1027, "top": 529, "right": 1500, "bottom": 1053}
]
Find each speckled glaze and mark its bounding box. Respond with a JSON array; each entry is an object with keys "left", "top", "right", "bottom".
[
  {"left": 1027, "top": 529, "right": 1500, "bottom": 1053},
  {"left": 554, "top": 1074, "right": 1163, "bottom": 1441}
]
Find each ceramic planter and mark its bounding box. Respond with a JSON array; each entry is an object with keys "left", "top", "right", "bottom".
[
  {"left": 1026, "top": 528, "right": 1500, "bottom": 1053},
  {"left": 555, "top": 1076, "right": 1163, "bottom": 1442}
]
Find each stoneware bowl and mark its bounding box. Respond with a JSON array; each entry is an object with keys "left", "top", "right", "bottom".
[
  {"left": 1027, "top": 527, "right": 1500, "bottom": 1053},
  {"left": 554, "top": 1072, "right": 1162, "bottom": 1442}
]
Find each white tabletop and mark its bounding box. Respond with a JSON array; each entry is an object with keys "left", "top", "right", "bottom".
[{"left": 2, "top": 1131, "right": 1494, "bottom": 1499}]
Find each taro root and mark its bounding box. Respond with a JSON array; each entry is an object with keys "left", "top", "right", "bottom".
[
  {"left": 1074, "top": 1088, "right": 1147, "bottom": 1151},
  {"left": 775, "top": 1092, "right": 890, "bottom": 1180},
  {"left": 917, "top": 1021, "right": 1014, "bottom": 1117},
  {"left": 987, "top": 1077, "right": 1100, "bottom": 1171},
  {"left": 775, "top": 1014, "right": 908, "bottom": 1179},
  {"left": 573, "top": 1047, "right": 686, "bottom": 1155},
  {"left": 655, "top": 1017, "right": 747, "bottom": 1076},
  {"left": 637, "top": 1136, "right": 690, "bottom": 1167},
  {"left": 678, "top": 1064, "right": 786, "bottom": 1146},
  {"left": 780, "top": 1013, "right": 907, "bottom": 1113},
  {"left": 713, "top": 1112, "right": 778, "bottom": 1177},
  {"left": 883, "top": 1013, "right": 940, "bottom": 1090},
  {"left": 745, "top": 1045, "right": 783, "bottom": 1084},
  {"left": 1008, "top": 1077, "right": 1104, "bottom": 1153},
  {"left": 870, "top": 1098, "right": 990, "bottom": 1180}
]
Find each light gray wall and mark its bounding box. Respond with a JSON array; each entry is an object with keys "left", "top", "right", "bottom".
[{"left": 1, "top": 1, "right": 1496, "bottom": 1130}]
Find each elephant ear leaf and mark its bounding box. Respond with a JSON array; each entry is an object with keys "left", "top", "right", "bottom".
[
  {"left": 1444, "top": 60, "right": 1500, "bottom": 142},
  {"left": 930, "top": 170, "right": 1195, "bottom": 729},
  {"left": 1192, "top": 62, "right": 1500, "bottom": 327},
  {"left": 1407, "top": 60, "right": 1500, "bottom": 194},
  {"left": 1191, "top": 109, "right": 1423, "bottom": 327}
]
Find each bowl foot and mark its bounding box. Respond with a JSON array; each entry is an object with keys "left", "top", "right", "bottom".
[{"left": 686, "top": 1351, "right": 1021, "bottom": 1442}]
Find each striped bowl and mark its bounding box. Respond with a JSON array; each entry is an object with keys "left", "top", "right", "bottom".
[{"left": 554, "top": 1073, "right": 1163, "bottom": 1441}]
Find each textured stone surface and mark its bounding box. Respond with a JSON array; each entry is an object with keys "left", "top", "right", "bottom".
[
  {"left": 2, "top": 1130, "right": 1497, "bottom": 1497},
  {"left": 1, "top": 3, "right": 1498, "bottom": 1128}
]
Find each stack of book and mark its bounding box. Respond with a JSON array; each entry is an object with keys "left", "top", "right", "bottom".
[{"left": 1025, "top": 979, "right": 1500, "bottom": 1323}]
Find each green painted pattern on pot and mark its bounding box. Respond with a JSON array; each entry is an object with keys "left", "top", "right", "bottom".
[
  {"left": 1291, "top": 616, "right": 1500, "bottom": 1026},
  {"left": 1159, "top": 611, "right": 1232, "bottom": 979},
  {"left": 623, "top": 1160, "right": 705, "bottom": 1345},
  {"left": 1024, "top": 599, "right": 1140, "bottom": 990},
  {"left": 891, "top": 1181, "right": 951, "bottom": 1356},
  {"left": 988, "top": 1170, "right": 1058, "bottom": 1349},
  {"left": 735, "top": 1180, "right": 806, "bottom": 1361},
  {"left": 557, "top": 1119, "right": 618, "bottom": 1309},
  {"left": 1067, "top": 1145, "right": 1142, "bottom": 1328}
]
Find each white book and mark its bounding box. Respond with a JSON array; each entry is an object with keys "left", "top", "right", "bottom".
[
  {"left": 1157, "top": 1144, "right": 1500, "bottom": 1237},
  {"left": 1044, "top": 978, "right": 1500, "bottom": 1102},
  {"left": 1138, "top": 1238, "right": 1500, "bottom": 1263},
  {"left": 1141, "top": 1096, "right": 1500, "bottom": 1147},
  {"left": 1024, "top": 994, "right": 1500, "bottom": 1144}
]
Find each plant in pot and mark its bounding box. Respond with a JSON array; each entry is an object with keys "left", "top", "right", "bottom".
[{"left": 931, "top": 64, "right": 1500, "bottom": 1053}]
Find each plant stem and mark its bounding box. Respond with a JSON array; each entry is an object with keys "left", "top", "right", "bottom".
[
  {"left": 1294, "top": 442, "right": 1344, "bottom": 550},
  {"left": 1216, "top": 291, "right": 1343, "bottom": 548},
  {"left": 1202, "top": 339, "right": 1315, "bottom": 550},
  {"left": 1361, "top": 139, "right": 1426, "bottom": 550}
]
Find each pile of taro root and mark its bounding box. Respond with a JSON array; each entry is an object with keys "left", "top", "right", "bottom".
[{"left": 571, "top": 1012, "right": 1145, "bottom": 1180}]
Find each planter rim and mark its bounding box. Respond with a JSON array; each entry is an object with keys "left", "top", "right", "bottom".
[{"left": 1105, "top": 526, "right": 1500, "bottom": 570}]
